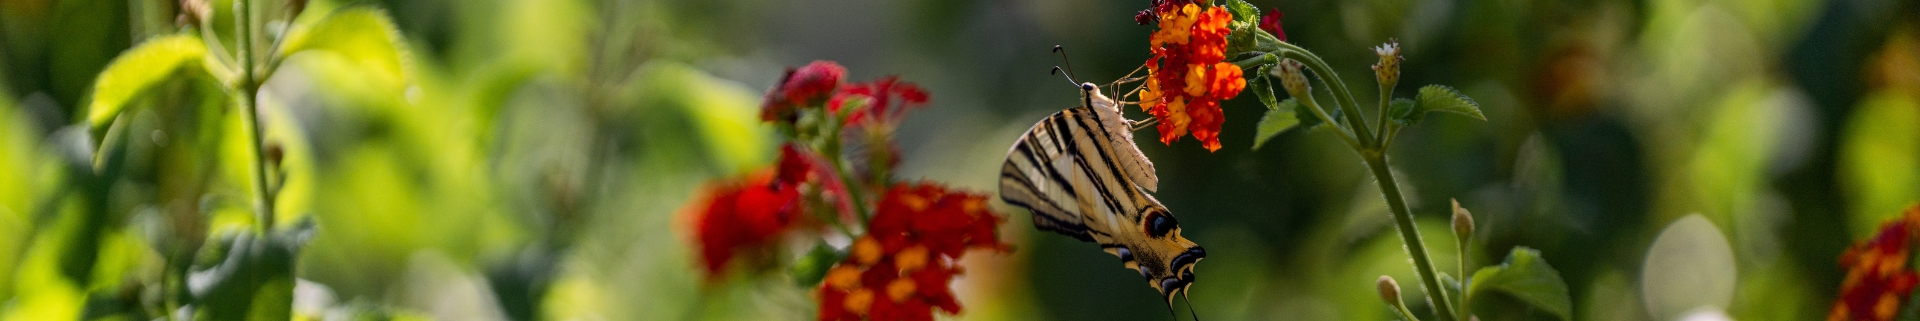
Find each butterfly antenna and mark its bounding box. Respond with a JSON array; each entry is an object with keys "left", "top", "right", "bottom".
[
  {"left": 1051, "top": 66, "right": 1080, "bottom": 87},
  {"left": 1183, "top": 293, "right": 1201, "bottom": 321},
  {"left": 1053, "top": 45, "right": 1079, "bottom": 82}
]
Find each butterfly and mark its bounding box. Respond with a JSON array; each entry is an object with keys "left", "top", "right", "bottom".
[{"left": 998, "top": 48, "right": 1206, "bottom": 312}]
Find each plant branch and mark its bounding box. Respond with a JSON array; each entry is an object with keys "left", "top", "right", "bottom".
[
  {"left": 236, "top": 0, "right": 275, "bottom": 231},
  {"left": 1364, "top": 151, "right": 1456, "bottom": 321},
  {"left": 1271, "top": 41, "right": 1375, "bottom": 147}
]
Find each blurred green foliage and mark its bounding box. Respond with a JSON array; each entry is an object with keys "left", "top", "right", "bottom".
[{"left": 0, "top": 0, "right": 1917, "bottom": 320}]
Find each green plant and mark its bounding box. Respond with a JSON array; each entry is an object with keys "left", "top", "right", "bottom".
[
  {"left": 72, "top": 0, "right": 409, "bottom": 319},
  {"left": 1196, "top": 1, "right": 1576, "bottom": 320}
]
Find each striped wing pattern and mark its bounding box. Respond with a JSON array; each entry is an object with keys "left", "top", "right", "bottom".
[{"left": 999, "top": 107, "right": 1146, "bottom": 243}]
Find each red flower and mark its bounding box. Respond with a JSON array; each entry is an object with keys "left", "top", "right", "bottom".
[
  {"left": 832, "top": 76, "right": 930, "bottom": 127},
  {"left": 1260, "top": 9, "right": 1285, "bottom": 42},
  {"left": 1141, "top": 3, "right": 1244, "bottom": 152},
  {"left": 817, "top": 183, "right": 1008, "bottom": 321},
  {"left": 777, "top": 144, "right": 855, "bottom": 218},
  {"left": 686, "top": 170, "right": 805, "bottom": 282},
  {"left": 764, "top": 61, "right": 848, "bottom": 123},
  {"left": 1831, "top": 205, "right": 1920, "bottom": 321}
]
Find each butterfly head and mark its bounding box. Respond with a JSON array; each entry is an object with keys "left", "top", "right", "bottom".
[{"left": 1107, "top": 206, "right": 1206, "bottom": 303}]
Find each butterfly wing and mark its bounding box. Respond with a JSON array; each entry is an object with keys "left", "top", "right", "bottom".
[
  {"left": 999, "top": 107, "right": 1137, "bottom": 241},
  {"left": 1087, "top": 91, "right": 1160, "bottom": 192},
  {"left": 1000, "top": 104, "right": 1207, "bottom": 303}
]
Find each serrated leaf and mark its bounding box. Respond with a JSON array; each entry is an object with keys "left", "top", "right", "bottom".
[
  {"left": 789, "top": 242, "right": 845, "bottom": 287},
  {"left": 1388, "top": 98, "right": 1418, "bottom": 125},
  {"left": 1252, "top": 102, "right": 1299, "bottom": 150},
  {"left": 277, "top": 5, "right": 411, "bottom": 87},
  {"left": 1227, "top": 0, "right": 1259, "bottom": 28},
  {"left": 1251, "top": 73, "right": 1279, "bottom": 110},
  {"left": 1414, "top": 85, "right": 1485, "bottom": 121},
  {"left": 86, "top": 35, "right": 210, "bottom": 130},
  {"left": 1467, "top": 247, "right": 1572, "bottom": 321}
]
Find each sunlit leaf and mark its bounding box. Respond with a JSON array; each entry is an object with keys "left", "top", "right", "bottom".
[
  {"left": 1394, "top": 85, "right": 1485, "bottom": 126},
  {"left": 277, "top": 5, "right": 411, "bottom": 87},
  {"left": 1467, "top": 247, "right": 1571, "bottom": 320},
  {"left": 85, "top": 35, "right": 209, "bottom": 130}
]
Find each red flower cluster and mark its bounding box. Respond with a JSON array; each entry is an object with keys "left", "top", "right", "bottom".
[
  {"left": 1831, "top": 205, "right": 1920, "bottom": 321},
  {"left": 817, "top": 183, "right": 1008, "bottom": 321},
  {"left": 1139, "top": 2, "right": 1246, "bottom": 152},
  {"left": 687, "top": 170, "right": 803, "bottom": 281},
  {"left": 764, "top": 61, "right": 848, "bottom": 123}
]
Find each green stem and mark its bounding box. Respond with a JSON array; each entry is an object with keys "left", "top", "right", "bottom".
[
  {"left": 1375, "top": 84, "right": 1393, "bottom": 146},
  {"left": 236, "top": 0, "right": 275, "bottom": 231},
  {"left": 1457, "top": 233, "right": 1471, "bottom": 321},
  {"left": 1393, "top": 301, "right": 1422, "bottom": 321},
  {"left": 1234, "top": 52, "right": 1361, "bottom": 149},
  {"left": 1271, "top": 41, "right": 1375, "bottom": 147},
  {"left": 1364, "top": 151, "right": 1456, "bottom": 321}
]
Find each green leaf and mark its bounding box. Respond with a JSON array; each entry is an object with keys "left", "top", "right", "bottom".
[
  {"left": 1224, "top": 0, "right": 1260, "bottom": 56},
  {"left": 277, "top": 5, "right": 411, "bottom": 87},
  {"left": 1407, "top": 85, "right": 1485, "bottom": 124},
  {"left": 789, "top": 242, "right": 845, "bottom": 287},
  {"left": 1253, "top": 100, "right": 1299, "bottom": 151},
  {"left": 85, "top": 35, "right": 209, "bottom": 130},
  {"left": 1467, "top": 247, "right": 1572, "bottom": 321},
  {"left": 1227, "top": 0, "right": 1259, "bottom": 28},
  {"left": 1388, "top": 98, "right": 1417, "bottom": 125}
]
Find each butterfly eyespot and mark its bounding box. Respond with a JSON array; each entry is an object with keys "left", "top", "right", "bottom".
[
  {"left": 1115, "top": 247, "right": 1134, "bottom": 263},
  {"left": 1138, "top": 266, "right": 1152, "bottom": 280},
  {"left": 1145, "top": 211, "right": 1178, "bottom": 238}
]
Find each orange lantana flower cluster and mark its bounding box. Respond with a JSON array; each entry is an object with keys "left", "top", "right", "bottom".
[
  {"left": 817, "top": 183, "right": 1008, "bottom": 321},
  {"left": 1830, "top": 204, "right": 1920, "bottom": 321},
  {"left": 1140, "top": 2, "right": 1247, "bottom": 152}
]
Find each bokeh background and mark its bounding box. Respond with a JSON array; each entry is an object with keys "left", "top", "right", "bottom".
[{"left": 2, "top": 0, "right": 1919, "bottom": 320}]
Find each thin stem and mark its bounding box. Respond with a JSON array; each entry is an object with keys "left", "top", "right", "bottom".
[
  {"left": 1457, "top": 233, "right": 1471, "bottom": 321},
  {"left": 236, "top": 0, "right": 276, "bottom": 231},
  {"left": 1392, "top": 301, "right": 1422, "bottom": 321},
  {"left": 1232, "top": 52, "right": 1362, "bottom": 149},
  {"left": 1297, "top": 87, "right": 1362, "bottom": 150},
  {"left": 1375, "top": 85, "right": 1393, "bottom": 147},
  {"left": 1271, "top": 41, "right": 1375, "bottom": 147},
  {"left": 1364, "top": 151, "right": 1456, "bottom": 321}
]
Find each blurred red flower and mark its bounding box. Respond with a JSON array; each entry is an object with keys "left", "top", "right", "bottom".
[
  {"left": 817, "top": 183, "right": 1008, "bottom": 321},
  {"left": 1830, "top": 205, "right": 1920, "bottom": 321},
  {"left": 1260, "top": 9, "right": 1285, "bottom": 42},
  {"left": 831, "top": 76, "right": 930, "bottom": 127},
  {"left": 1140, "top": 3, "right": 1244, "bottom": 152},
  {"left": 764, "top": 60, "right": 848, "bottom": 123},
  {"left": 685, "top": 170, "right": 805, "bottom": 282}
]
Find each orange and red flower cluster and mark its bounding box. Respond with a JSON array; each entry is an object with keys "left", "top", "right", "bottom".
[
  {"left": 1830, "top": 205, "right": 1920, "bottom": 321},
  {"left": 1139, "top": 1, "right": 1247, "bottom": 152},
  {"left": 818, "top": 183, "right": 1008, "bottom": 321},
  {"left": 689, "top": 60, "right": 1007, "bottom": 320}
]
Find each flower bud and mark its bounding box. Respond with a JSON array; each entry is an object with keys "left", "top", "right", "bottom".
[
  {"left": 1451, "top": 198, "right": 1475, "bottom": 240},
  {"left": 1372, "top": 39, "right": 1402, "bottom": 88},
  {"left": 1377, "top": 275, "right": 1403, "bottom": 308},
  {"left": 1273, "top": 59, "right": 1311, "bottom": 99}
]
